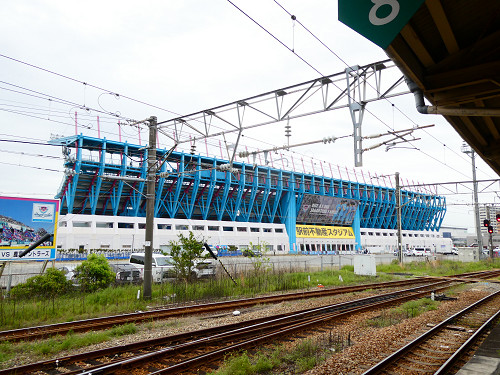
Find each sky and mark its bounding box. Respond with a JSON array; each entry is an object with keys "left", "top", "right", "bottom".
[{"left": 0, "top": 0, "right": 498, "bottom": 232}]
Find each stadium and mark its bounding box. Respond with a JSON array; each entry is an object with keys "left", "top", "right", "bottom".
[{"left": 52, "top": 134, "right": 450, "bottom": 255}]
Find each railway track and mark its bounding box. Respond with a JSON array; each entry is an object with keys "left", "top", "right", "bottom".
[
  {"left": 0, "top": 277, "right": 438, "bottom": 343},
  {"left": 3, "top": 270, "right": 499, "bottom": 344},
  {"left": 5, "top": 268, "right": 499, "bottom": 344},
  {"left": 362, "top": 289, "right": 500, "bottom": 375},
  {"left": 1, "top": 279, "right": 457, "bottom": 374}
]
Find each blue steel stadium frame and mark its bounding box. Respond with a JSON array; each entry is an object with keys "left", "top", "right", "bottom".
[{"left": 52, "top": 135, "right": 446, "bottom": 252}]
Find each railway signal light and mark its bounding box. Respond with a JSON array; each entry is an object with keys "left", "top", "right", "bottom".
[
  {"left": 488, "top": 225, "right": 494, "bottom": 234},
  {"left": 496, "top": 213, "right": 500, "bottom": 222},
  {"left": 483, "top": 219, "right": 490, "bottom": 227}
]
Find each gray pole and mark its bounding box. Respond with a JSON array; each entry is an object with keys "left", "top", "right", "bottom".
[
  {"left": 471, "top": 150, "right": 484, "bottom": 253},
  {"left": 461, "top": 145, "right": 484, "bottom": 252},
  {"left": 144, "top": 116, "right": 157, "bottom": 300},
  {"left": 489, "top": 232, "right": 494, "bottom": 258},
  {"left": 396, "top": 172, "right": 403, "bottom": 263}
]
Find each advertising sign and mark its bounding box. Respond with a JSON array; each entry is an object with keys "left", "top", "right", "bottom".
[
  {"left": 296, "top": 224, "right": 355, "bottom": 239},
  {"left": 0, "top": 196, "right": 59, "bottom": 261},
  {"left": 338, "top": 0, "right": 426, "bottom": 49},
  {"left": 296, "top": 194, "right": 358, "bottom": 226}
]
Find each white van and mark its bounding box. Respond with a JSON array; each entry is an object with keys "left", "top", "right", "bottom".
[
  {"left": 129, "top": 253, "right": 176, "bottom": 283},
  {"left": 128, "top": 252, "right": 216, "bottom": 282}
]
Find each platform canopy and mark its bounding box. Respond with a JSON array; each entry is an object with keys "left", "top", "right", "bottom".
[{"left": 340, "top": 0, "right": 500, "bottom": 175}]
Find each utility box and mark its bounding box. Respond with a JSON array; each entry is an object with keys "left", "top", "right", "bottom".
[
  {"left": 458, "top": 247, "right": 479, "bottom": 262},
  {"left": 354, "top": 255, "right": 376, "bottom": 276}
]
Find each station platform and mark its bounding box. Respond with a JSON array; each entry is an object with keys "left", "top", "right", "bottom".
[{"left": 456, "top": 320, "right": 500, "bottom": 375}]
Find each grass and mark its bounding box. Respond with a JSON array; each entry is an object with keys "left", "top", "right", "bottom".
[
  {"left": 0, "top": 258, "right": 497, "bottom": 367},
  {"left": 211, "top": 338, "right": 328, "bottom": 375},
  {"left": 366, "top": 297, "right": 439, "bottom": 327},
  {"left": 1, "top": 258, "right": 498, "bottom": 331},
  {"left": 0, "top": 266, "right": 393, "bottom": 331},
  {"left": 0, "top": 323, "right": 137, "bottom": 366},
  {"left": 377, "top": 258, "right": 500, "bottom": 277}
]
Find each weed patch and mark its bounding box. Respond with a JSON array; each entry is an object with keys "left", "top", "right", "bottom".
[
  {"left": 0, "top": 323, "right": 137, "bottom": 365},
  {"left": 211, "top": 334, "right": 342, "bottom": 375},
  {"left": 366, "top": 298, "right": 439, "bottom": 327}
]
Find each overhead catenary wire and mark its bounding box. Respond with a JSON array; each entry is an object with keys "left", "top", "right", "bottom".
[
  {"left": 273, "top": 0, "right": 494, "bottom": 182},
  {"left": 270, "top": 0, "right": 496, "bottom": 180},
  {"left": 0, "top": 54, "right": 180, "bottom": 118},
  {"left": 220, "top": 1, "right": 480, "bottom": 182},
  {"left": 0, "top": 44, "right": 481, "bottom": 184},
  {"left": 0, "top": 19, "right": 492, "bottom": 213},
  {"left": 1, "top": 136, "right": 492, "bottom": 208}
]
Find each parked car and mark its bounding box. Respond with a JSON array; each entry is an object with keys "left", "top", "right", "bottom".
[
  {"left": 111, "top": 263, "right": 143, "bottom": 284},
  {"left": 128, "top": 253, "right": 176, "bottom": 282},
  {"left": 243, "top": 249, "right": 262, "bottom": 257},
  {"left": 57, "top": 265, "right": 78, "bottom": 283},
  {"left": 192, "top": 259, "right": 216, "bottom": 279},
  {"left": 411, "top": 248, "right": 426, "bottom": 256}
]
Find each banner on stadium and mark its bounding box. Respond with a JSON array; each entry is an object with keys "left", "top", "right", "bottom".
[
  {"left": 296, "top": 224, "right": 355, "bottom": 239},
  {"left": 296, "top": 194, "right": 358, "bottom": 225},
  {"left": 0, "top": 196, "right": 59, "bottom": 261}
]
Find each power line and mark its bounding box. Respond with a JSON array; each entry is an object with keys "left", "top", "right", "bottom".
[
  {"left": 0, "top": 53, "right": 180, "bottom": 118},
  {"left": 0, "top": 160, "right": 62, "bottom": 173},
  {"left": 0, "top": 149, "right": 62, "bottom": 160},
  {"left": 226, "top": 0, "right": 323, "bottom": 77},
  {"left": 0, "top": 80, "right": 131, "bottom": 121},
  {"left": 269, "top": 0, "right": 495, "bottom": 180}
]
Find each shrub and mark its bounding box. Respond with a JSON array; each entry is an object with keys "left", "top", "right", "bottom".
[
  {"left": 168, "top": 231, "right": 209, "bottom": 282},
  {"left": 10, "top": 268, "right": 73, "bottom": 299},
  {"left": 74, "top": 254, "right": 116, "bottom": 292}
]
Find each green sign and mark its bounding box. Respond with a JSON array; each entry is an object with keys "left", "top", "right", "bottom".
[{"left": 338, "top": 0, "right": 425, "bottom": 49}]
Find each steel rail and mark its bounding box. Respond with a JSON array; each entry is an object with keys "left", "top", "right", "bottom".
[
  {"left": 0, "top": 277, "right": 434, "bottom": 342},
  {"left": 2, "top": 280, "right": 455, "bottom": 375},
  {"left": 434, "top": 302, "right": 500, "bottom": 374},
  {"left": 2, "top": 269, "right": 498, "bottom": 344},
  {"left": 2, "top": 269, "right": 499, "bottom": 343},
  {"left": 360, "top": 289, "right": 500, "bottom": 375},
  {"left": 81, "top": 281, "right": 455, "bottom": 375}
]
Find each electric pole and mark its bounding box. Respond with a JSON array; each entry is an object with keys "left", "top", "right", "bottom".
[
  {"left": 461, "top": 144, "right": 483, "bottom": 252},
  {"left": 144, "top": 116, "right": 157, "bottom": 300},
  {"left": 396, "top": 172, "right": 403, "bottom": 263}
]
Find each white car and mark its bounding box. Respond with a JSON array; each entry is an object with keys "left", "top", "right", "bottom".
[
  {"left": 192, "top": 259, "right": 216, "bottom": 279},
  {"left": 411, "top": 248, "right": 426, "bottom": 256}
]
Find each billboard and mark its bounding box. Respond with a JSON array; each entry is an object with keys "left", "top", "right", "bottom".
[
  {"left": 296, "top": 194, "right": 358, "bottom": 226},
  {"left": 0, "top": 196, "right": 59, "bottom": 261},
  {"left": 296, "top": 224, "right": 355, "bottom": 239}
]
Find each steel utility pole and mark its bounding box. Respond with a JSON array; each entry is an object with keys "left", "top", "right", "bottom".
[
  {"left": 144, "top": 116, "right": 157, "bottom": 300},
  {"left": 395, "top": 172, "right": 403, "bottom": 263},
  {"left": 461, "top": 144, "right": 483, "bottom": 252}
]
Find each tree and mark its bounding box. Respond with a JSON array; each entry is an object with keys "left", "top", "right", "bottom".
[
  {"left": 168, "top": 231, "right": 208, "bottom": 282},
  {"left": 74, "top": 253, "right": 116, "bottom": 292},
  {"left": 247, "top": 241, "right": 271, "bottom": 274}
]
